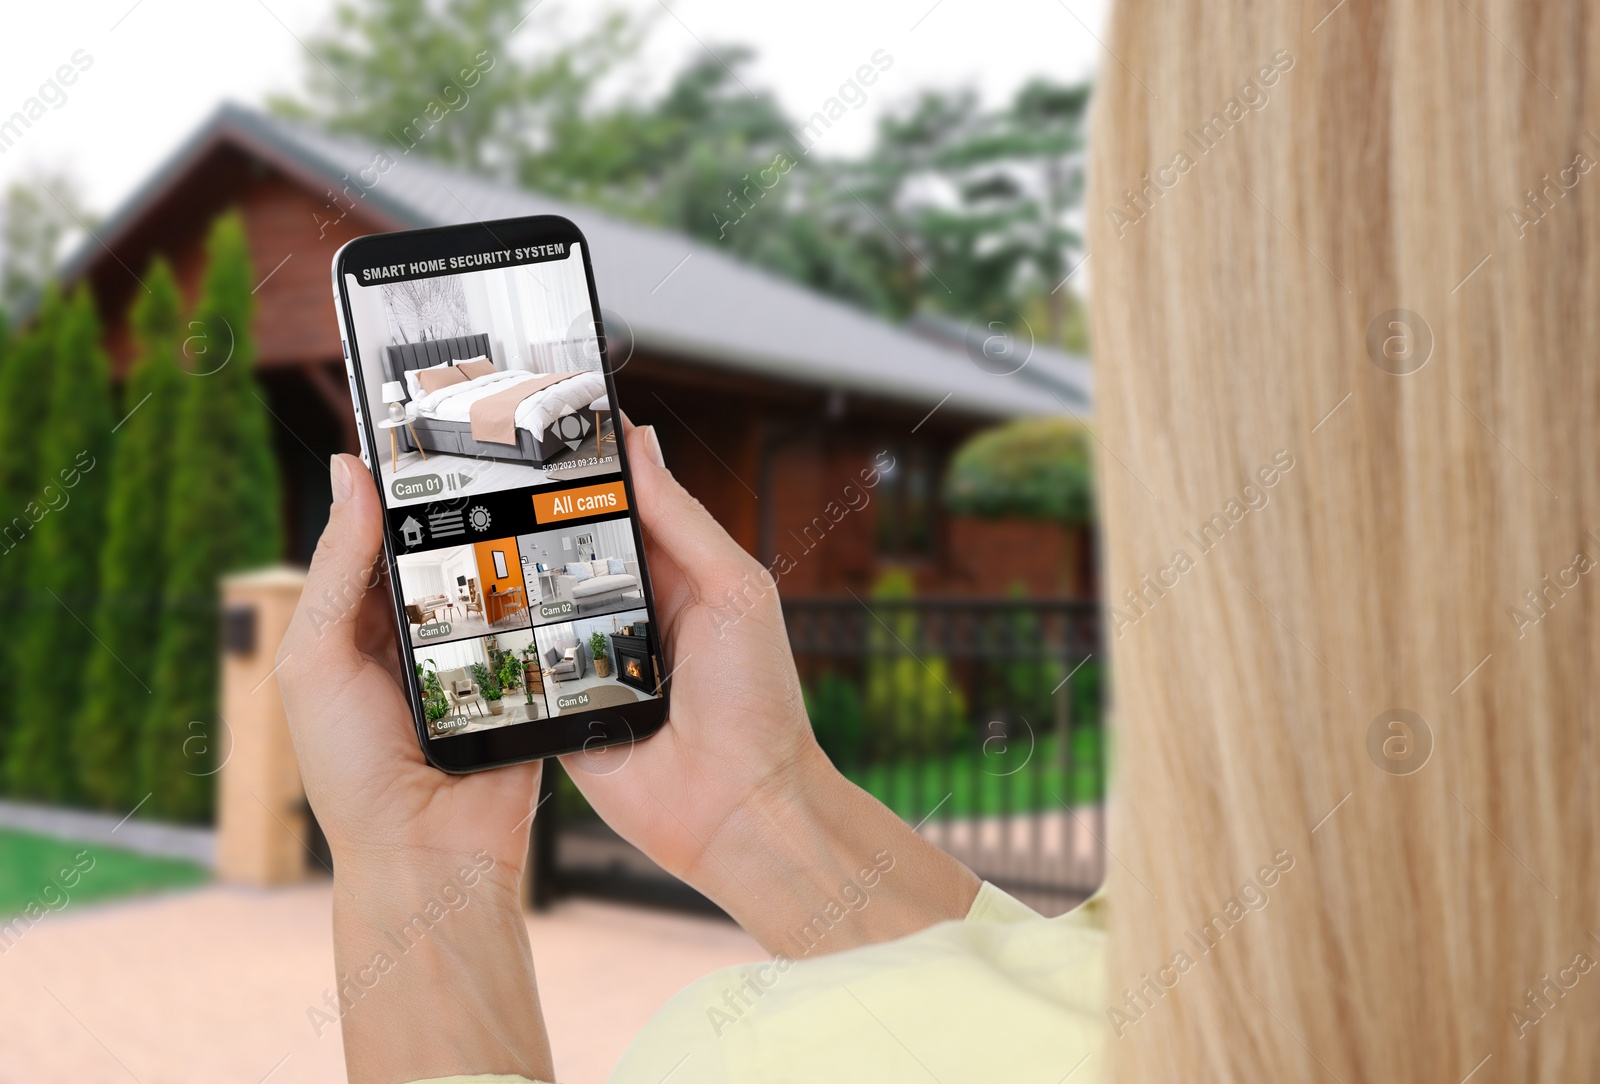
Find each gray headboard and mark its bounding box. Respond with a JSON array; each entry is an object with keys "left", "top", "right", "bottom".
[{"left": 382, "top": 333, "right": 492, "bottom": 399}]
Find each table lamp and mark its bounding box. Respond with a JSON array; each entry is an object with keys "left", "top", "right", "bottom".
[{"left": 381, "top": 381, "right": 406, "bottom": 422}]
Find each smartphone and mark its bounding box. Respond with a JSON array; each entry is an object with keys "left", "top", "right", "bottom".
[{"left": 330, "top": 215, "right": 668, "bottom": 771}]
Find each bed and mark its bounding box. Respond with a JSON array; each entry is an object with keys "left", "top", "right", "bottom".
[{"left": 381, "top": 333, "right": 606, "bottom": 465}]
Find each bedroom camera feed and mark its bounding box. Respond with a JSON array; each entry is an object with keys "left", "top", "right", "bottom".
[
  {"left": 517, "top": 517, "right": 644, "bottom": 622},
  {"left": 342, "top": 242, "right": 621, "bottom": 505},
  {"left": 395, "top": 537, "right": 533, "bottom": 649}
]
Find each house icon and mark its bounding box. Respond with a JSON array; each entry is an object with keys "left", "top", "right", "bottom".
[{"left": 399, "top": 517, "right": 424, "bottom": 547}]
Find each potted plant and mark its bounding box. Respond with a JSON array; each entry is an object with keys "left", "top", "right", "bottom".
[
  {"left": 496, "top": 647, "right": 523, "bottom": 703},
  {"left": 589, "top": 630, "right": 611, "bottom": 678},
  {"left": 471, "top": 661, "right": 504, "bottom": 714},
  {"left": 416, "top": 661, "right": 452, "bottom": 733}
]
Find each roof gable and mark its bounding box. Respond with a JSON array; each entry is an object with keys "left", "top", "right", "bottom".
[{"left": 63, "top": 102, "right": 1091, "bottom": 420}]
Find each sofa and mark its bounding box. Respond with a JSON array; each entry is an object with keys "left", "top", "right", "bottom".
[
  {"left": 560, "top": 559, "right": 643, "bottom": 614},
  {"left": 544, "top": 639, "right": 588, "bottom": 684}
]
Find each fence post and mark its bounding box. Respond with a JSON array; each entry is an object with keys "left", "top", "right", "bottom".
[{"left": 215, "top": 566, "right": 310, "bottom": 886}]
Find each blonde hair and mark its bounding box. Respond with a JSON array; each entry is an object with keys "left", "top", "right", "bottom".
[{"left": 1090, "top": 2, "right": 1599, "bottom": 1078}]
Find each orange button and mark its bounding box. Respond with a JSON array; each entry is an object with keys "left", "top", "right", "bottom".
[{"left": 533, "top": 480, "right": 629, "bottom": 524}]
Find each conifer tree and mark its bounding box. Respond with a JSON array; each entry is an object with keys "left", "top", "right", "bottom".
[
  {"left": 0, "top": 297, "right": 60, "bottom": 788},
  {"left": 6, "top": 286, "right": 113, "bottom": 799},
  {"left": 0, "top": 287, "right": 63, "bottom": 558},
  {"left": 76, "top": 260, "right": 183, "bottom": 810},
  {"left": 143, "top": 213, "right": 282, "bottom": 819}
]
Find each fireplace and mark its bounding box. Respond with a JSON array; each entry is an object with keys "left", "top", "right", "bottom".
[{"left": 610, "top": 631, "right": 653, "bottom": 693}]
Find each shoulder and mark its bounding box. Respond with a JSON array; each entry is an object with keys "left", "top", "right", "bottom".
[{"left": 608, "top": 885, "right": 1106, "bottom": 1084}]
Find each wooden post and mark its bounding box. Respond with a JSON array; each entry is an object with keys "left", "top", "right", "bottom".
[{"left": 215, "top": 566, "right": 311, "bottom": 886}]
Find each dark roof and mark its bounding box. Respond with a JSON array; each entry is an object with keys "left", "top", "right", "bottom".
[{"left": 62, "top": 103, "right": 1092, "bottom": 421}]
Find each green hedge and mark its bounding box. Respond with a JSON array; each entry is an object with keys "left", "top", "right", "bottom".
[{"left": 0, "top": 212, "right": 283, "bottom": 822}]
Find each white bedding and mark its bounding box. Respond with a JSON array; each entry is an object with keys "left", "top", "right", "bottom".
[{"left": 407, "top": 368, "right": 607, "bottom": 442}]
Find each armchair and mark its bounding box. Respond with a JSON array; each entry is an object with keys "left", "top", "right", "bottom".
[
  {"left": 437, "top": 666, "right": 486, "bottom": 717},
  {"left": 543, "top": 640, "right": 588, "bottom": 684}
]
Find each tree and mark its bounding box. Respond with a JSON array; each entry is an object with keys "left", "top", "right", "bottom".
[
  {"left": 0, "top": 291, "right": 63, "bottom": 786},
  {"left": 270, "top": 0, "right": 1092, "bottom": 339},
  {"left": 841, "top": 80, "right": 1090, "bottom": 334},
  {"left": 5, "top": 286, "right": 113, "bottom": 800},
  {"left": 270, "top": 0, "right": 643, "bottom": 180},
  {"left": 0, "top": 288, "right": 62, "bottom": 533},
  {"left": 0, "top": 171, "right": 91, "bottom": 315},
  {"left": 76, "top": 260, "right": 184, "bottom": 810},
  {"left": 143, "top": 213, "right": 281, "bottom": 820}
]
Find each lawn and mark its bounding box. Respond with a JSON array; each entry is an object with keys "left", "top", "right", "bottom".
[
  {"left": 845, "top": 728, "right": 1104, "bottom": 821},
  {"left": 0, "top": 829, "right": 209, "bottom": 920}
]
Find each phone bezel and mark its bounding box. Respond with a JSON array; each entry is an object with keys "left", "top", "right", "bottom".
[{"left": 331, "top": 215, "right": 669, "bottom": 772}]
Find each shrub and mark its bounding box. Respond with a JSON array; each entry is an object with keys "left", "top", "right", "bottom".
[
  {"left": 803, "top": 670, "right": 864, "bottom": 766},
  {"left": 943, "top": 416, "right": 1094, "bottom": 526}
]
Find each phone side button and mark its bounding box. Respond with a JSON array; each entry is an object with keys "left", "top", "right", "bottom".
[{"left": 347, "top": 373, "right": 370, "bottom": 466}]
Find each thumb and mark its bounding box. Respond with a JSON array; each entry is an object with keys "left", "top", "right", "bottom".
[{"left": 281, "top": 454, "right": 385, "bottom": 666}]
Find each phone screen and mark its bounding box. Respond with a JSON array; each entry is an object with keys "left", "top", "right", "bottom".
[{"left": 333, "top": 217, "right": 666, "bottom": 768}]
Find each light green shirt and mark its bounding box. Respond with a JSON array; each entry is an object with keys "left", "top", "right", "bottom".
[{"left": 417, "top": 883, "right": 1104, "bottom": 1084}]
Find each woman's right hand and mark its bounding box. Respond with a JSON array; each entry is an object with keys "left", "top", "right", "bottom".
[{"left": 561, "top": 423, "right": 980, "bottom": 956}]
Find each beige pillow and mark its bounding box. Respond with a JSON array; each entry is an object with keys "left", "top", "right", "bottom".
[
  {"left": 403, "top": 361, "right": 454, "bottom": 399},
  {"left": 455, "top": 358, "right": 495, "bottom": 380},
  {"left": 416, "top": 365, "right": 469, "bottom": 395}
]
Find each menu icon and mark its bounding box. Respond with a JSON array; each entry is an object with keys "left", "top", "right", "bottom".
[{"left": 428, "top": 509, "right": 465, "bottom": 538}]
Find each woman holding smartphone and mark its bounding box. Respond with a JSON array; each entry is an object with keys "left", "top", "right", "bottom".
[
  {"left": 278, "top": 423, "right": 1092, "bottom": 1083},
  {"left": 280, "top": 0, "right": 1600, "bottom": 1080}
]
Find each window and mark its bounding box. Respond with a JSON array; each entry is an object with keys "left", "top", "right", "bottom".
[{"left": 875, "top": 444, "right": 937, "bottom": 557}]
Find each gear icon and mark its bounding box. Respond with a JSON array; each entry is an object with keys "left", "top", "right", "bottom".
[{"left": 467, "top": 506, "right": 492, "bottom": 532}]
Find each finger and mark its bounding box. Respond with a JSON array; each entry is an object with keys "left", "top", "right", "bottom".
[
  {"left": 281, "top": 454, "right": 385, "bottom": 670},
  {"left": 618, "top": 417, "right": 699, "bottom": 625},
  {"left": 623, "top": 425, "right": 765, "bottom": 603},
  {"left": 354, "top": 565, "right": 404, "bottom": 687}
]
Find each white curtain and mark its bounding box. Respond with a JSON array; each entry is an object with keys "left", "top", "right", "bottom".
[
  {"left": 417, "top": 637, "right": 487, "bottom": 674},
  {"left": 535, "top": 621, "right": 577, "bottom": 658},
  {"left": 516, "top": 243, "right": 599, "bottom": 374}
]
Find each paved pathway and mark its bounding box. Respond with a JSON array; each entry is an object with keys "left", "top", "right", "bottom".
[
  {"left": 0, "top": 799, "right": 215, "bottom": 867},
  {"left": 0, "top": 883, "right": 762, "bottom": 1084}
]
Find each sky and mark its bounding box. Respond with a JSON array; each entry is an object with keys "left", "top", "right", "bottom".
[{"left": 0, "top": 0, "right": 1110, "bottom": 217}]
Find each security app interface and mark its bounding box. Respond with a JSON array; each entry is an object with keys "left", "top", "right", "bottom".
[{"left": 342, "top": 241, "right": 661, "bottom": 739}]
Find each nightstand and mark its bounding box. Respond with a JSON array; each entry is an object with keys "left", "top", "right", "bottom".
[{"left": 376, "top": 416, "right": 426, "bottom": 473}]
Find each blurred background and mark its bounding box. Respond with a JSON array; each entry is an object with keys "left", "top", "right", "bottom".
[{"left": 0, "top": 1, "right": 1106, "bottom": 1079}]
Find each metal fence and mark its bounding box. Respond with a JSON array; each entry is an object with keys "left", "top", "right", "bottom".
[{"left": 532, "top": 597, "right": 1105, "bottom": 918}]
